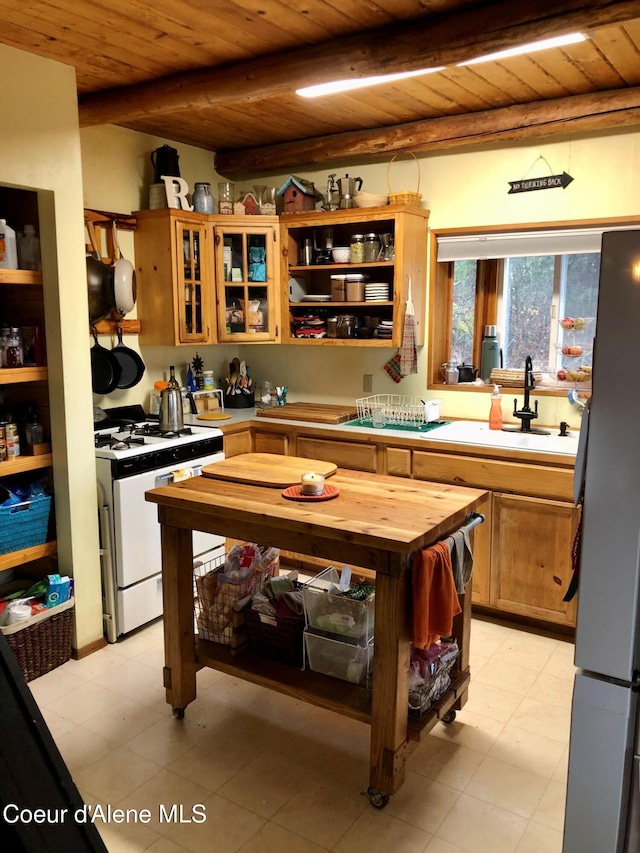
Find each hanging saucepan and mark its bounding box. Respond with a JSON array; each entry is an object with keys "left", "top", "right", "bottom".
[
  {"left": 86, "top": 220, "right": 115, "bottom": 323},
  {"left": 111, "top": 325, "right": 145, "bottom": 389},
  {"left": 111, "top": 221, "right": 136, "bottom": 317},
  {"left": 91, "top": 329, "right": 122, "bottom": 395}
]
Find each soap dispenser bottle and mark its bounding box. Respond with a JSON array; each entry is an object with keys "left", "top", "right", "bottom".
[{"left": 489, "top": 385, "right": 503, "bottom": 430}]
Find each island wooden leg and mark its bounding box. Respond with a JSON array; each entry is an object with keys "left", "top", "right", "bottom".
[
  {"left": 368, "top": 566, "right": 412, "bottom": 802},
  {"left": 161, "top": 523, "right": 197, "bottom": 717}
]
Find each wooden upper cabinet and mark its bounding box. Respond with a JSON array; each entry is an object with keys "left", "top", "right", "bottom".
[
  {"left": 280, "top": 204, "right": 429, "bottom": 347},
  {"left": 135, "top": 209, "right": 216, "bottom": 346},
  {"left": 212, "top": 217, "right": 280, "bottom": 343}
]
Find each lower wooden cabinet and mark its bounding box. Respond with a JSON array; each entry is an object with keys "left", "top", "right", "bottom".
[
  {"left": 223, "top": 429, "right": 252, "bottom": 458},
  {"left": 490, "top": 493, "right": 577, "bottom": 626},
  {"left": 221, "top": 421, "right": 576, "bottom": 628}
]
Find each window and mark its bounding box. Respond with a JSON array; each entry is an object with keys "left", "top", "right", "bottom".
[{"left": 429, "top": 220, "right": 640, "bottom": 391}]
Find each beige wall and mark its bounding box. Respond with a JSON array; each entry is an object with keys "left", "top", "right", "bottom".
[
  {"left": 81, "top": 126, "right": 640, "bottom": 430},
  {"left": 0, "top": 45, "right": 102, "bottom": 649}
]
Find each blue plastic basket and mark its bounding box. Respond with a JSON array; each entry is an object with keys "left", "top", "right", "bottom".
[{"left": 0, "top": 494, "right": 52, "bottom": 555}]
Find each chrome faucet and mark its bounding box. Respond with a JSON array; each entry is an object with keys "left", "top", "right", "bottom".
[{"left": 503, "top": 355, "right": 550, "bottom": 435}]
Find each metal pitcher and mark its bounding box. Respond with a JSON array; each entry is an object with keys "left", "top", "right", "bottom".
[
  {"left": 159, "top": 385, "right": 184, "bottom": 433},
  {"left": 337, "top": 174, "right": 363, "bottom": 209},
  {"left": 150, "top": 145, "right": 180, "bottom": 183}
]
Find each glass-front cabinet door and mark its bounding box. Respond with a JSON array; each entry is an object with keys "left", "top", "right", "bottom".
[
  {"left": 174, "top": 217, "right": 212, "bottom": 344},
  {"left": 213, "top": 219, "right": 280, "bottom": 342}
]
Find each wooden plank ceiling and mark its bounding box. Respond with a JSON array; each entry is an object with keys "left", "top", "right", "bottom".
[{"left": 3, "top": 0, "right": 640, "bottom": 176}]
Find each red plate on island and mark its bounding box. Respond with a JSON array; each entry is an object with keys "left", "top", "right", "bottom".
[{"left": 282, "top": 484, "right": 340, "bottom": 501}]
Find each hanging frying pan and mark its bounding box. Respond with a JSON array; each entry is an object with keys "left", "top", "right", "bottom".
[
  {"left": 111, "top": 325, "right": 145, "bottom": 389},
  {"left": 91, "top": 329, "right": 122, "bottom": 395}
]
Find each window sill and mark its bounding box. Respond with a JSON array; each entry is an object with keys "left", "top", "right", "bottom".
[{"left": 430, "top": 382, "right": 591, "bottom": 398}]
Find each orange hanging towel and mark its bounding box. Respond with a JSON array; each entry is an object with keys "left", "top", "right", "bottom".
[{"left": 412, "top": 540, "right": 462, "bottom": 649}]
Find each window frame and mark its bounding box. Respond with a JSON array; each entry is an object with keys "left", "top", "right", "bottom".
[{"left": 428, "top": 216, "right": 640, "bottom": 394}]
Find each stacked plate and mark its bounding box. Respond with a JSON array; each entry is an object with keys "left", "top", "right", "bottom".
[
  {"left": 365, "top": 282, "right": 390, "bottom": 302},
  {"left": 375, "top": 320, "right": 394, "bottom": 339}
]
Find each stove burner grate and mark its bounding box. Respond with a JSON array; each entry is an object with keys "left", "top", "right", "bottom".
[
  {"left": 94, "top": 433, "right": 146, "bottom": 450},
  {"left": 133, "top": 424, "right": 193, "bottom": 438}
]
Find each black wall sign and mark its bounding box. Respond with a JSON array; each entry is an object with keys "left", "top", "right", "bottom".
[{"left": 508, "top": 172, "right": 574, "bottom": 194}]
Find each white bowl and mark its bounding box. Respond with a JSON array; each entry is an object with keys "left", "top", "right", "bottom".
[
  {"left": 354, "top": 192, "right": 389, "bottom": 208},
  {"left": 331, "top": 247, "right": 351, "bottom": 263}
]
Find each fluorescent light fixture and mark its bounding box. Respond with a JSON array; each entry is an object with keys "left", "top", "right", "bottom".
[
  {"left": 296, "top": 66, "right": 444, "bottom": 98},
  {"left": 296, "top": 31, "right": 586, "bottom": 98},
  {"left": 458, "top": 32, "right": 586, "bottom": 66}
]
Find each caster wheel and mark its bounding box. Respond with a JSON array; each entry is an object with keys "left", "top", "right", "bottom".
[
  {"left": 366, "top": 787, "right": 389, "bottom": 809},
  {"left": 172, "top": 707, "right": 185, "bottom": 720},
  {"left": 441, "top": 709, "right": 456, "bottom": 724}
]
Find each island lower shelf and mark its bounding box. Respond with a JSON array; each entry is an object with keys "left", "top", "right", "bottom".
[{"left": 195, "top": 636, "right": 469, "bottom": 740}]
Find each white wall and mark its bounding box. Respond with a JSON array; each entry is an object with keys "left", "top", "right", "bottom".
[{"left": 0, "top": 44, "right": 103, "bottom": 649}]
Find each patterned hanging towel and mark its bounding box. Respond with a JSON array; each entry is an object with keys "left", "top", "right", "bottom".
[
  {"left": 384, "top": 352, "right": 403, "bottom": 383},
  {"left": 399, "top": 312, "right": 418, "bottom": 375},
  {"left": 399, "top": 274, "right": 418, "bottom": 376}
]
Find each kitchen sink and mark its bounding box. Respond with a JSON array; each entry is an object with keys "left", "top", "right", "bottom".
[{"left": 422, "top": 420, "right": 579, "bottom": 454}]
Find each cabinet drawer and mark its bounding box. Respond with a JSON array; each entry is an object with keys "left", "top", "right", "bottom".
[
  {"left": 413, "top": 451, "right": 572, "bottom": 501},
  {"left": 386, "top": 447, "right": 411, "bottom": 477},
  {"left": 296, "top": 437, "right": 377, "bottom": 472},
  {"left": 223, "top": 430, "right": 252, "bottom": 458},
  {"left": 254, "top": 431, "right": 289, "bottom": 455}
]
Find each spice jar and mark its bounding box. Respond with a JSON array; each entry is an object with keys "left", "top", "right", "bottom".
[
  {"left": 349, "top": 234, "right": 364, "bottom": 264},
  {"left": 363, "top": 233, "right": 381, "bottom": 263},
  {"left": 327, "top": 317, "right": 338, "bottom": 338},
  {"left": 6, "top": 327, "right": 24, "bottom": 367}
]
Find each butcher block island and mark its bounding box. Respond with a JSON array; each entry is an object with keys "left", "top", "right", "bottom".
[{"left": 146, "top": 456, "right": 486, "bottom": 804}]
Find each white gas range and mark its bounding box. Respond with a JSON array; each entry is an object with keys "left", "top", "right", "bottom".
[{"left": 95, "top": 405, "right": 225, "bottom": 641}]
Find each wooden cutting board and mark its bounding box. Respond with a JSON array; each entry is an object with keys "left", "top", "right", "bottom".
[
  {"left": 256, "top": 402, "right": 357, "bottom": 424},
  {"left": 201, "top": 453, "right": 337, "bottom": 487}
]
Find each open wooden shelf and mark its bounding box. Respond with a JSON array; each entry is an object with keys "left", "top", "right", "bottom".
[
  {"left": 0, "top": 270, "right": 42, "bottom": 286},
  {"left": 0, "top": 541, "right": 57, "bottom": 573},
  {"left": 197, "top": 637, "right": 372, "bottom": 723},
  {"left": 0, "top": 453, "right": 53, "bottom": 475},
  {"left": 0, "top": 366, "right": 48, "bottom": 385}
]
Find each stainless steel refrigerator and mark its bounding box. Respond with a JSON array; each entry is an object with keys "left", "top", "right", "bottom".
[{"left": 564, "top": 230, "right": 640, "bottom": 852}]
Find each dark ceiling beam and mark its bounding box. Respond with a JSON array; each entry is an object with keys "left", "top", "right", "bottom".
[
  {"left": 214, "top": 87, "right": 640, "bottom": 176},
  {"left": 79, "top": 0, "right": 640, "bottom": 127}
]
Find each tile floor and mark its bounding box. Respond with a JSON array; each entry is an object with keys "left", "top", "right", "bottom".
[{"left": 28, "top": 617, "right": 574, "bottom": 853}]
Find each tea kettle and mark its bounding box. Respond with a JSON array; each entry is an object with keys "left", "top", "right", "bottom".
[
  {"left": 159, "top": 366, "right": 184, "bottom": 433},
  {"left": 151, "top": 145, "right": 180, "bottom": 183},
  {"left": 337, "top": 174, "right": 363, "bottom": 209}
]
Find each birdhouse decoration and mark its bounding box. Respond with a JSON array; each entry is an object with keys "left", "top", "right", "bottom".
[
  {"left": 239, "top": 191, "right": 260, "bottom": 215},
  {"left": 276, "top": 175, "right": 323, "bottom": 213}
]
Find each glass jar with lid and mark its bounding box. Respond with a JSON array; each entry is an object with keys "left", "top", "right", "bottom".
[
  {"left": 363, "top": 233, "right": 381, "bottom": 263},
  {"left": 327, "top": 317, "right": 338, "bottom": 338},
  {"left": 6, "top": 327, "right": 24, "bottom": 367},
  {"left": 337, "top": 315, "right": 355, "bottom": 338},
  {"left": 349, "top": 234, "right": 364, "bottom": 264}
]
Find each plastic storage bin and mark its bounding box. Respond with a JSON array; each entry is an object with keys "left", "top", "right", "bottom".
[
  {"left": 302, "top": 567, "right": 374, "bottom": 642},
  {"left": 304, "top": 626, "right": 373, "bottom": 685},
  {"left": 0, "top": 494, "right": 52, "bottom": 555}
]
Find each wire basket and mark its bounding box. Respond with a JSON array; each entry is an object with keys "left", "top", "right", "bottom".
[
  {"left": 0, "top": 494, "right": 52, "bottom": 556},
  {"left": 357, "top": 394, "right": 432, "bottom": 428},
  {"left": 193, "top": 548, "right": 277, "bottom": 648},
  {"left": 408, "top": 641, "right": 459, "bottom": 719}
]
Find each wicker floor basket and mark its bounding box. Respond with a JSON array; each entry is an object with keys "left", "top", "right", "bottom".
[{"left": 1, "top": 598, "right": 74, "bottom": 682}]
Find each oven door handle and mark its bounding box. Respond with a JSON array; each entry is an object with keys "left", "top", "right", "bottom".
[{"left": 155, "top": 465, "right": 203, "bottom": 488}]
